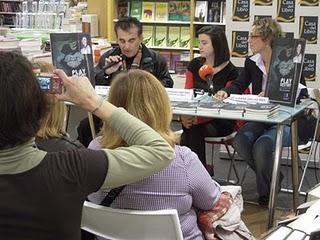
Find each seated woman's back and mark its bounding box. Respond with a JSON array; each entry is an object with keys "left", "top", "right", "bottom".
[{"left": 88, "top": 69, "right": 221, "bottom": 240}]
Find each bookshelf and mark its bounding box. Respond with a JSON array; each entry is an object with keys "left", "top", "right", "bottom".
[
  {"left": 87, "top": 0, "right": 227, "bottom": 62},
  {"left": 0, "top": 0, "right": 22, "bottom": 27}
]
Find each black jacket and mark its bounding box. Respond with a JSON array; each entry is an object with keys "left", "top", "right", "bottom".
[
  {"left": 94, "top": 44, "right": 173, "bottom": 87},
  {"left": 36, "top": 135, "right": 85, "bottom": 152}
]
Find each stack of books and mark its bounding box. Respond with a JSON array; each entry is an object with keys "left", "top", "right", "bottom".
[
  {"left": 245, "top": 103, "right": 280, "bottom": 119},
  {"left": 197, "top": 101, "right": 226, "bottom": 115},
  {"left": 219, "top": 104, "right": 246, "bottom": 118},
  {"left": 173, "top": 101, "right": 199, "bottom": 113},
  {"left": 19, "top": 38, "right": 43, "bottom": 58}
]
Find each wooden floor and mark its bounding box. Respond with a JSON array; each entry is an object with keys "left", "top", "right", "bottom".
[{"left": 242, "top": 202, "right": 296, "bottom": 239}]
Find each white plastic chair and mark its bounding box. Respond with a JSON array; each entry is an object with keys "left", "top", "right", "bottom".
[{"left": 81, "top": 201, "right": 183, "bottom": 240}]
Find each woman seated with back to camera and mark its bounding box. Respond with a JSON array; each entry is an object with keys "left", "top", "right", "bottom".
[
  {"left": 180, "top": 26, "right": 239, "bottom": 169},
  {"left": 32, "top": 61, "right": 84, "bottom": 151},
  {"left": 0, "top": 51, "right": 174, "bottom": 239},
  {"left": 88, "top": 69, "right": 223, "bottom": 240}
]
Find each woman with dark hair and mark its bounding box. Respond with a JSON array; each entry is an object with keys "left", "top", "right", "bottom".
[
  {"left": 180, "top": 26, "right": 239, "bottom": 167},
  {"left": 0, "top": 51, "right": 174, "bottom": 239}
]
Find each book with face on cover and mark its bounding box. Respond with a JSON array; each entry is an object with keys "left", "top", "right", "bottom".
[
  {"left": 50, "top": 32, "right": 95, "bottom": 86},
  {"left": 266, "top": 38, "right": 306, "bottom": 107}
]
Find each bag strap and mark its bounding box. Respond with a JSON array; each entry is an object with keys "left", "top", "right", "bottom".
[{"left": 100, "top": 185, "right": 126, "bottom": 207}]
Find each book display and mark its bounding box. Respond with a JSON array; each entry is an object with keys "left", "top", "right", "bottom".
[
  {"left": 245, "top": 103, "right": 280, "bottom": 119},
  {"left": 266, "top": 38, "right": 306, "bottom": 107},
  {"left": 50, "top": 32, "right": 95, "bottom": 86}
]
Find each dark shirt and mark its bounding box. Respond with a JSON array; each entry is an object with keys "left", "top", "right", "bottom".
[
  {"left": 36, "top": 135, "right": 85, "bottom": 152},
  {"left": 187, "top": 57, "right": 239, "bottom": 93},
  {"left": 0, "top": 149, "right": 107, "bottom": 240}
]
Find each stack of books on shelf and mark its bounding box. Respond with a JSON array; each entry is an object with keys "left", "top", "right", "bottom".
[
  {"left": 219, "top": 104, "right": 246, "bottom": 118},
  {"left": 127, "top": 1, "right": 190, "bottom": 22},
  {"left": 194, "top": 0, "right": 226, "bottom": 23},
  {"left": 197, "top": 101, "right": 226, "bottom": 115},
  {"left": 245, "top": 103, "right": 280, "bottom": 119}
]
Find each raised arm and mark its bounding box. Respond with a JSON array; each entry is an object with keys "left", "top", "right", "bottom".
[{"left": 54, "top": 69, "right": 175, "bottom": 188}]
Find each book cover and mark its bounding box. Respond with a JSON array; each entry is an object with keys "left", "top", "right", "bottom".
[
  {"left": 171, "top": 52, "right": 181, "bottom": 70},
  {"left": 159, "top": 51, "right": 171, "bottom": 70},
  {"left": 266, "top": 38, "right": 306, "bottom": 106},
  {"left": 207, "top": 0, "right": 221, "bottom": 23},
  {"left": 117, "top": 0, "right": 129, "bottom": 18},
  {"left": 142, "top": 25, "right": 154, "bottom": 46},
  {"left": 195, "top": 1, "right": 208, "bottom": 22},
  {"left": 245, "top": 103, "right": 279, "bottom": 113},
  {"left": 130, "top": 0, "right": 142, "bottom": 20},
  {"left": 155, "top": 2, "right": 168, "bottom": 21},
  {"left": 180, "top": 1, "right": 191, "bottom": 22},
  {"left": 168, "top": 1, "right": 181, "bottom": 21},
  {"left": 141, "top": 1, "right": 155, "bottom": 21},
  {"left": 167, "top": 26, "right": 180, "bottom": 47},
  {"left": 155, "top": 26, "right": 168, "bottom": 47},
  {"left": 180, "top": 26, "right": 190, "bottom": 48},
  {"left": 50, "top": 32, "right": 95, "bottom": 86}
]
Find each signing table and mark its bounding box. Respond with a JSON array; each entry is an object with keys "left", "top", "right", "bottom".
[{"left": 172, "top": 95, "right": 313, "bottom": 229}]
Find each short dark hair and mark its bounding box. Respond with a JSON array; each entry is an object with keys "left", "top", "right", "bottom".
[
  {"left": 114, "top": 16, "right": 143, "bottom": 36},
  {"left": 0, "top": 52, "right": 48, "bottom": 149},
  {"left": 197, "top": 26, "right": 230, "bottom": 66}
]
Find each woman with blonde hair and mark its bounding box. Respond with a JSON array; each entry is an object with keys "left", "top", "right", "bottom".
[
  {"left": 32, "top": 61, "right": 84, "bottom": 151},
  {"left": 215, "top": 18, "right": 308, "bottom": 206},
  {"left": 88, "top": 69, "right": 222, "bottom": 240}
]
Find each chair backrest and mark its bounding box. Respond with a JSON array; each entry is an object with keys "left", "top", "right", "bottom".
[{"left": 81, "top": 201, "right": 184, "bottom": 240}]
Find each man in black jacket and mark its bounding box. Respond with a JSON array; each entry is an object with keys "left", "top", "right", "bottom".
[
  {"left": 94, "top": 17, "right": 173, "bottom": 87},
  {"left": 78, "top": 17, "right": 173, "bottom": 147}
]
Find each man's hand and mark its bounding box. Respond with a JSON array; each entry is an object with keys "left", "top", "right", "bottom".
[
  {"left": 180, "top": 115, "right": 196, "bottom": 129},
  {"left": 215, "top": 90, "right": 229, "bottom": 101},
  {"left": 104, "top": 55, "right": 123, "bottom": 75}
]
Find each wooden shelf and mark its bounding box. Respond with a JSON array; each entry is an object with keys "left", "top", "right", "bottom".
[
  {"left": 147, "top": 46, "right": 190, "bottom": 51},
  {"left": 114, "top": 19, "right": 191, "bottom": 25},
  {"left": 0, "top": 11, "right": 19, "bottom": 14},
  {"left": 193, "top": 21, "right": 225, "bottom": 26}
]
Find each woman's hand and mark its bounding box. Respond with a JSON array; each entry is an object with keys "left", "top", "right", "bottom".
[
  {"left": 180, "top": 115, "right": 196, "bottom": 129},
  {"left": 215, "top": 90, "right": 229, "bottom": 101},
  {"left": 53, "top": 69, "right": 101, "bottom": 113}
]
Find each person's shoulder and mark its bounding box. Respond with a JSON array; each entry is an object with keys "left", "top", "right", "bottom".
[
  {"left": 188, "top": 57, "right": 203, "bottom": 69},
  {"left": 88, "top": 136, "right": 103, "bottom": 150},
  {"left": 174, "top": 145, "right": 200, "bottom": 165}
]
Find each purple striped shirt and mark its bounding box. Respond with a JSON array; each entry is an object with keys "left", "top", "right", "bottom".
[{"left": 88, "top": 137, "right": 221, "bottom": 240}]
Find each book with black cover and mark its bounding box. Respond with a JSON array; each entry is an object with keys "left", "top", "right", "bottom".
[
  {"left": 266, "top": 38, "right": 306, "bottom": 107},
  {"left": 50, "top": 32, "right": 95, "bottom": 86}
]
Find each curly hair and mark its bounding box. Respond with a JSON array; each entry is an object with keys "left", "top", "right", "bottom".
[{"left": 252, "top": 18, "right": 282, "bottom": 45}]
